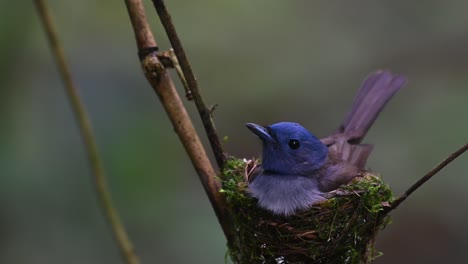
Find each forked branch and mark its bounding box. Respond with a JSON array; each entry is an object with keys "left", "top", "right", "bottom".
[
  {"left": 124, "top": 0, "right": 232, "bottom": 242},
  {"left": 151, "top": 0, "right": 227, "bottom": 169}
]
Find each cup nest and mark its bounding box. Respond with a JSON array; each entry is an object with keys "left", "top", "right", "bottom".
[{"left": 220, "top": 158, "right": 393, "bottom": 264}]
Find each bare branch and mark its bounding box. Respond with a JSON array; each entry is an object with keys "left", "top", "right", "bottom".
[
  {"left": 124, "top": 0, "right": 232, "bottom": 242},
  {"left": 151, "top": 0, "right": 227, "bottom": 169},
  {"left": 388, "top": 142, "right": 468, "bottom": 212},
  {"left": 34, "top": 1, "right": 140, "bottom": 263}
]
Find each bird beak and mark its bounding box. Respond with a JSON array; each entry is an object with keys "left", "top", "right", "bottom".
[{"left": 245, "top": 123, "right": 275, "bottom": 143}]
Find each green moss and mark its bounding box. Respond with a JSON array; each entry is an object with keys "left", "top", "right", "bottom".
[{"left": 220, "top": 157, "right": 393, "bottom": 264}]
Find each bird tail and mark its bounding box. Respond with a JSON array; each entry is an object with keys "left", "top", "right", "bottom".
[
  {"left": 336, "top": 70, "right": 407, "bottom": 143},
  {"left": 321, "top": 70, "right": 407, "bottom": 168}
]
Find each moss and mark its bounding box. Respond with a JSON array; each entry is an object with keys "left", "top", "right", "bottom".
[{"left": 220, "top": 157, "right": 393, "bottom": 264}]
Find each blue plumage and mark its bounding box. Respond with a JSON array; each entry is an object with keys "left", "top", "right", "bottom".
[{"left": 246, "top": 70, "right": 407, "bottom": 216}]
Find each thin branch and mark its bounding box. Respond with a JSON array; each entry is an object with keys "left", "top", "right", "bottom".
[
  {"left": 168, "top": 49, "right": 192, "bottom": 100},
  {"left": 151, "top": 0, "right": 227, "bottom": 169},
  {"left": 124, "top": 0, "right": 233, "bottom": 242},
  {"left": 387, "top": 142, "right": 468, "bottom": 212},
  {"left": 34, "top": 1, "right": 140, "bottom": 264}
]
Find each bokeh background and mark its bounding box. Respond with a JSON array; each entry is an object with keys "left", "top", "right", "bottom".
[{"left": 1, "top": 0, "right": 467, "bottom": 263}]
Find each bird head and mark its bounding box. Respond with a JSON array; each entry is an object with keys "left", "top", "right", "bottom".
[{"left": 246, "top": 122, "right": 328, "bottom": 175}]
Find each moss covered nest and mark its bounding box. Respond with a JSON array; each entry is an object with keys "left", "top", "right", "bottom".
[{"left": 220, "top": 158, "right": 393, "bottom": 264}]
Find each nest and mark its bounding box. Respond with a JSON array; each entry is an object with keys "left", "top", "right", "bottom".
[{"left": 221, "top": 158, "right": 393, "bottom": 264}]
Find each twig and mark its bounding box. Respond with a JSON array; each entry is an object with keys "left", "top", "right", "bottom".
[
  {"left": 387, "top": 142, "right": 468, "bottom": 212},
  {"left": 34, "top": 1, "right": 140, "bottom": 264},
  {"left": 168, "top": 49, "right": 192, "bottom": 100},
  {"left": 124, "top": 0, "right": 233, "bottom": 242},
  {"left": 151, "top": 0, "right": 227, "bottom": 169}
]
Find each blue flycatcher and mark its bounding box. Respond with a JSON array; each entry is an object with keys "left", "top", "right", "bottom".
[{"left": 246, "top": 70, "right": 407, "bottom": 216}]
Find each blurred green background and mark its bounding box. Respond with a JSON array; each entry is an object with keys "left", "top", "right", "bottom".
[{"left": 1, "top": 0, "right": 467, "bottom": 263}]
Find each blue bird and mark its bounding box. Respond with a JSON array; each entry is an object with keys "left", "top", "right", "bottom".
[{"left": 246, "top": 70, "right": 407, "bottom": 216}]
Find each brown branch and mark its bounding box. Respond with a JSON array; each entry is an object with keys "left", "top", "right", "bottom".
[
  {"left": 151, "top": 0, "right": 227, "bottom": 169},
  {"left": 387, "top": 142, "right": 468, "bottom": 213},
  {"left": 34, "top": 1, "right": 140, "bottom": 264},
  {"left": 124, "top": 0, "right": 233, "bottom": 242}
]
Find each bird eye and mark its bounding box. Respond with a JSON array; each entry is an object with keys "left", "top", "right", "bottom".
[{"left": 288, "top": 139, "right": 300, "bottom": 149}]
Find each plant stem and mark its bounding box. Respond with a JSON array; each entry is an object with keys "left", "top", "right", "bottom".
[
  {"left": 151, "top": 0, "right": 227, "bottom": 169},
  {"left": 34, "top": 1, "right": 140, "bottom": 263},
  {"left": 388, "top": 142, "right": 468, "bottom": 212}
]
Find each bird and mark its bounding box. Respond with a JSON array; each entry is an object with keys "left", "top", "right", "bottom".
[{"left": 246, "top": 70, "right": 407, "bottom": 216}]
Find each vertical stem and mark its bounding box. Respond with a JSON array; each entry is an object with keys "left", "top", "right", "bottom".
[
  {"left": 34, "top": 1, "right": 140, "bottom": 263},
  {"left": 151, "top": 0, "right": 227, "bottom": 169}
]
